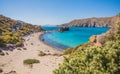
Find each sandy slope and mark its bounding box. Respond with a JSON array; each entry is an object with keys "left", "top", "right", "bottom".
[{"left": 0, "top": 32, "right": 64, "bottom": 74}]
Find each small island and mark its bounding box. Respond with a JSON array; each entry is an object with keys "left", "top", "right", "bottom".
[{"left": 59, "top": 26, "right": 69, "bottom": 32}]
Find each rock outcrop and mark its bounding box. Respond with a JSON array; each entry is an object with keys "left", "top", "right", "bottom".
[
  {"left": 89, "top": 35, "right": 96, "bottom": 43},
  {"left": 90, "top": 35, "right": 104, "bottom": 47},
  {"left": 59, "top": 26, "right": 69, "bottom": 32}
]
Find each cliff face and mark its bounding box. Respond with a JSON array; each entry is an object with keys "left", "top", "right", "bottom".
[
  {"left": 62, "top": 16, "right": 117, "bottom": 27},
  {"left": 89, "top": 14, "right": 120, "bottom": 47}
]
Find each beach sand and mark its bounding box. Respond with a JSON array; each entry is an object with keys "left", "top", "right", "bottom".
[{"left": 0, "top": 32, "right": 64, "bottom": 74}]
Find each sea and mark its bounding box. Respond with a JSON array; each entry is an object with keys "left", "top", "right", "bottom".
[{"left": 41, "top": 26, "right": 109, "bottom": 50}]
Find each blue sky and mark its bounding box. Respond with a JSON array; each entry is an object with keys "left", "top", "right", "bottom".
[{"left": 0, "top": 0, "right": 120, "bottom": 25}]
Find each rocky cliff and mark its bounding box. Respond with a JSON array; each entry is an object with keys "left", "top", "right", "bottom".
[
  {"left": 62, "top": 16, "right": 118, "bottom": 27},
  {"left": 89, "top": 14, "right": 120, "bottom": 47}
]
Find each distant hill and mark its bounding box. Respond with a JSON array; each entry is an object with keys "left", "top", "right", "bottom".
[
  {"left": 61, "top": 15, "right": 120, "bottom": 27},
  {"left": 0, "top": 15, "right": 44, "bottom": 34}
]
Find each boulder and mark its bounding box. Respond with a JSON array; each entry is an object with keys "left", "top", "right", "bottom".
[
  {"left": 89, "top": 35, "right": 96, "bottom": 43},
  {"left": 89, "top": 35, "right": 103, "bottom": 47}
]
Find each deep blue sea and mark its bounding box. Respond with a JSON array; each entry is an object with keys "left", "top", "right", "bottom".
[{"left": 41, "top": 26, "right": 109, "bottom": 50}]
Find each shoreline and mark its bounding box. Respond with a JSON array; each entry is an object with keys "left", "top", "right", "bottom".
[
  {"left": 0, "top": 32, "right": 64, "bottom": 74},
  {"left": 39, "top": 27, "right": 109, "bottom": 49},
  {"left": 39, "top": 32, "right": 65, "bottom": 51}
]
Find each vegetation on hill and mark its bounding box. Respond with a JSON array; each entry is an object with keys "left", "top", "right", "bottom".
[
  {"left": 53, "top": 22, "right": 120, "bottom": 73},
  {"left": 0, "top": 15, "right": 44, "bottom": 47}
]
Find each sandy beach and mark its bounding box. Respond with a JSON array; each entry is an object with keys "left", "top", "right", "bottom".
[{"left": 0, "top": 32, "right": 64, "bottom": 74}]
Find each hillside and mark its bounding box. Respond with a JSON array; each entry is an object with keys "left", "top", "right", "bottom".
[
  {"left": 0, "top": 15, "right": 44, "bottom": 48},
  {"left": 62, "top": 15, "right": 120, "bottom": 27}
]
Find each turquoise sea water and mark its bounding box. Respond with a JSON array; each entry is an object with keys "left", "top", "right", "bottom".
[{"left": 41, "top": 26, "right": 109, "bottom": 50}]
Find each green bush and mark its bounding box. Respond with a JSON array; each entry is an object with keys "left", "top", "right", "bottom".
[
  {"left": 63, "top": 48, "right": 73, "bottom": 55},
  {"left": 38, "top": 51, "right": 46, "bottom": 56},
  {"left": 52, "top": 53, "right": 62, "bottom": 56},
  {"left": 53, "top": 41, "right": 120, "bottom": 74},
  {"left": 0, "top": 42, "right": 5, "bottom": 47},
  {"left": 23, "top": 59, "right": 40, "bottom": 65},
  {"left": 16, "top": 41, "right": 22, "bottom": 47}
]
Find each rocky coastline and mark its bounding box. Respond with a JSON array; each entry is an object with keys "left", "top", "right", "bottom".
[
  {"left": 89, "top": 14, "right": 120, "bottom": 47},
  {"left": 61, "top": 14, "right": 120, "bottom": 47}
]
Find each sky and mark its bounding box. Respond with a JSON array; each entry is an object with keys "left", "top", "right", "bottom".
[{"left": 0, "top": 0, "right": 120, "bottom": 25}]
